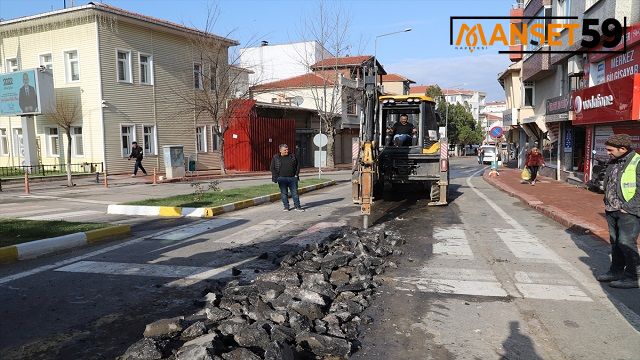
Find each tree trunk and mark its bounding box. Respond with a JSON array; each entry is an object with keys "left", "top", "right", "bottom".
[
  {"left": 219, "top": 137, "right": 226, "bottom": 175},
  {"left": 65, "top": 130, "right": 74, "bottom": 187},
  {"left": 326, "top": 130, "right": 335, "bottom": 169}
]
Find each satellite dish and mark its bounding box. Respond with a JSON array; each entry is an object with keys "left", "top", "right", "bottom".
[{"left": 292, "top": 96, "right": 304, "bottom": 106}]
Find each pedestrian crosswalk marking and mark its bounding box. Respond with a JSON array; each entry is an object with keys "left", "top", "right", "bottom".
[
  {"left": 152, "top": 218, "right": 242, "bottom": 241},
  {"left": 54, "top": 257, "right": 256, "bottom": 281},
  {"left": 495, "top": 228, "right": 562, "bottom": 262},
  {"left": 418, "top": 267, "right": 497, "bottom": 282},
  {"left": 284, "top": 221, "right": 346, "bottom": 246},
  {"left": 432, "top": 226, "right": 473, "bottom": 258},
  {"left": 515, "top": 283, "right": 592, "bottom": 302},
  {"left": 514, "top": 271, "right": 575, "bottom": 286},
  {"left": 395, "top": 276, "right": 509, "bottom": 298},
  {"left": 21, "top": 210, "right": 103, "bottom": 221},
  {"left": 212, "top": 219, "right": 292, "bottom": 245}
]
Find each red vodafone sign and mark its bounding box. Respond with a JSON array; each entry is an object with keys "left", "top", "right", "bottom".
[{"left": 572, "top": 74, "right": 640, "bottom": 125}]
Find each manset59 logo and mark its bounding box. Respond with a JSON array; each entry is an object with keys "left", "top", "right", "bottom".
[{"left": 450, "top": 16, "right": 627, "bottom": 54}]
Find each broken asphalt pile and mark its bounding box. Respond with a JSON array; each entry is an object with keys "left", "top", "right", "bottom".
[{"left": 118, "top": 225, "right": 403, "bottom": 360}]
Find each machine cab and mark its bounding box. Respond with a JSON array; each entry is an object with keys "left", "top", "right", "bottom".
[{"left": 378, "top": 95, "right": 440, "bottom": 150}]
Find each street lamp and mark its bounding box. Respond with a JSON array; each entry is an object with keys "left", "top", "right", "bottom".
[{"left": 374, "top": 28, "right": 412, "bottom": 87}]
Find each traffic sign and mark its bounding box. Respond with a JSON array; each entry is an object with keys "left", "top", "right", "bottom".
[
  {"left": 313, "top": 133, "right": 328, "bottom": 147},
  {"left": 489, "top": 126, "right": 504, "bottom": 139}
]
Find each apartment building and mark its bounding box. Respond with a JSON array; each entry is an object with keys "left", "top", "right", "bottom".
[
  {"left": 501, "top": 0, "right": 640, "bottom": 184},
  {"left": 0, "top": 2, "right": 238, "bottom": 174},
  {"left": 381, "top": 73, "right": 415, "bottom": 95},
  {"left": 239, "top": 41, "right": 332, "bottom": 85}
]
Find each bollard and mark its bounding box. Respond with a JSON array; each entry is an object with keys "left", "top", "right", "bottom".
[
  {"left": 24, "top": 171, "right": 30, "bottom": 194},
  {"left": 104, "top": 170, "right": 109, "bottom": 188},
  {"left": 153, "top": 168, "right": 157, "bottom": 185}
]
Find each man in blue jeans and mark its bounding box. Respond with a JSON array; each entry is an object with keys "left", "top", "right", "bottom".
[
  {"left": 270, "top": 144, "right": 304, "bottom": 212},
  {"left": 597, "top": 134, "right": 640, "bottom": 288}
]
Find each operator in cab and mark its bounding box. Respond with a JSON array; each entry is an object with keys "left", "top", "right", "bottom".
[{"left": 387, "top": 114, "right": 417, "bottom": 146}]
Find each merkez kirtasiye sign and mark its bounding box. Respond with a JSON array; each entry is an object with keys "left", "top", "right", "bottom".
[{"left": 0, "top": 69, "right": 55, "bottom": 116}]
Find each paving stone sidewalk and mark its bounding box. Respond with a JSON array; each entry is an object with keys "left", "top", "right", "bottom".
[{"left": 482, "top": 166, "right": 629, "bottom": 245}]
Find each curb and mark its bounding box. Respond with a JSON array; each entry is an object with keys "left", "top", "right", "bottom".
[
  {"left": 107, "top": 180, "right": 338, "bottom": 218},
  {"left": 0, "top": 225, "right": 131, "bottom": 264},
  {"left": 482, "top": 171, "right": 610, "bottom": 244}
]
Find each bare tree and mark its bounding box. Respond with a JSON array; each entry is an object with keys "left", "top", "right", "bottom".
[
  {"left": 45, "top": 92, "right": 80, "bottom": 187},
  {"left": 170, "top": 4, "right": 261, "bottom": 175},
  {"left": 296, "top": 0, "right": 353, "bottom": 169}
]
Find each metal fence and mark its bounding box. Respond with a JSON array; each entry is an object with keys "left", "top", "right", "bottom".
[{"left": 0, "top": 162, "right": 104, "bottom": 178}]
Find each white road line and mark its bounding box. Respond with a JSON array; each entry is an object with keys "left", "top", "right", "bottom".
[
  {"left": 54, "top": 257, "right": 256, "bottom": 281},
  {"left": 515, "top": 283, "right": 592, "bottom": 302},
  {"left": 152, "top": 218, "right": 242, "bottom": 241},
  {"left": 0, "top": 220, "right": 206, "bottom": 285},
  {"left": 212, "top": 219, "right": 292, "bottom": 245},
  {"left": 418, "top": 267, "right": 498, "bottom": 282},
  {"left": 16, "top": 194, "right": 114, "bottom": 205},
  {"left": 21, "top": 210, "right": 103, "bottom": 221},
  {"left": 495, "top": 228, "right": 562, "bottom": 262},
  {"left": 514, "top": 271, "right": 575, "bottom": 286},
  {"left": 396, "top": 276, "right": 509, "bottom": 297},
  {"left": 284, "top": 221, "right": 346, "bottom": 246},
  {"left": 466, "top": 169, "right": 640, "bottom": 329},
  {"left": 432, "top": 226, "right": 473, "bottom": 257}
]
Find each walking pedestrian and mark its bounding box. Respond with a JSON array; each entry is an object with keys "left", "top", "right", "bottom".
[
  {"left": 478, "top": 147, "right": 484, "bottom": 164},
  {"left": 128, "top": 141, "right": 147, "bottom": 177},
  {"left": 524, "top": 147, "right": 544, "bottom": 185},
  {"left": 270, "top": 144, "right": 304, "bottom": 212},
  {"left": 596, "top": 134, "right": 640, "bottom": 288}
]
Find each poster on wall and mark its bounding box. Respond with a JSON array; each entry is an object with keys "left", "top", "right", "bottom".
[
  {"left": 564, "top": 126, "right": 573, "bottom": 153},
  {"left": 594, "top": 125, "right": 640, "bottom": 157},
  {"left": 0, "top": 69, "right": 55, "bottom": 116}
]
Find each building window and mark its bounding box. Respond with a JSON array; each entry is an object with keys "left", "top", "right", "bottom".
[
  {"left": 6, "top": 58, "right": 19, "bottom": 72},
  {"left": 557, "top": 0, "right": 571, "bottom": 24},
  {"left": 523, "top": 82, "right": 534, "bottom": 107},
  {"left": 46, "top": 127, "right": 60, "bottom": 157},
  {"left": 209, "top": 65, "right": 217, "bottom": 91},
  {"left": 71, "top": 126, "right": 83, "bottom": 156},
  {"left": 121, "top": 125, "right": 135, "bottom": 157},
  {"left": 64, "top": 50, "right": 79, "bottom": 82},
  {"left": 346, "top": 96, "right": 357, "bottom": 115},
  {"left": 139, "top": 54, "right": 153, "bottom": 85},
  {"left": 117, "top": 50, "right": 132, "bottom": 83},
  {"left": 0, "top": 128, "right": 8, "bottom": 155},
  {"left": 196, "top": 126, "right": 207, "bottom": 152},
  {"left": 13, "top": 129, "right": 24, "bottom": 157},
  {"left": 211, "top": 129, "right": 219, "bottom": 151},
  {"left": 143, "top": 125, "right": 157, "bottom": 155},
  {"left": 194, "top": 63, "right": 203, "bottom": 89},
  {"left": 39, "top": 53, "right": 53, "bottom": 72}
]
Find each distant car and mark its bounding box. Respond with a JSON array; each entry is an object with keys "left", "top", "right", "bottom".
[{"left": 478, "top": 145, "right": 498, "bottom": 164}]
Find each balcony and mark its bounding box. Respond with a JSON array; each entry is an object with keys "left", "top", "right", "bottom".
[{"left": 522, "top": 46, "right": 553, "bottom": 81}]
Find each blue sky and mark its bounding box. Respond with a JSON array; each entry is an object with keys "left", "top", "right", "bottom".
[{"left": 0, "top": 0, "right": 514, "bottom": 100}]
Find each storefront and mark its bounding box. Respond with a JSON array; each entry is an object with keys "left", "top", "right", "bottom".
[
  {"left": 571, "top": 74, "right": 640, "bottom": 182},
  {"left": 545, "top": 93, "right": 586, "bottom": 182}
]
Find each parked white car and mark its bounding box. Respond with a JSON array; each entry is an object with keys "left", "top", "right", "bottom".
[{"left": 478, "top": 145, "right": 498, "bottom": 164}]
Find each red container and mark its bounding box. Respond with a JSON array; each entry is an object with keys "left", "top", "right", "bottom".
[{"left": 224, "top": 100, "right": 296, "bottom": 171}]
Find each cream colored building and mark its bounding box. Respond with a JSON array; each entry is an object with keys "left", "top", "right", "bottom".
[
  {"left": 0, "top": 3, "right": 238, "bottom": 174},
  {"left": 381, "top": 74, "right": 415, "bottom": 95}
]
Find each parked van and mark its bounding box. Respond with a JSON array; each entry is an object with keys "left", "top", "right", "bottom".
[{"left": 478, "top": 145, "right": 498, "bottom": 164}]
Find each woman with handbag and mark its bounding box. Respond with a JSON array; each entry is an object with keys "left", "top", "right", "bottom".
[{"left": 525, "top": 147, "right": 545, "bottom": 185}]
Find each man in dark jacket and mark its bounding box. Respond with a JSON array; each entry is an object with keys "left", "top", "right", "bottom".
[
  {"left": 19, "top": 72, "right": 38, "bottom": 113},
  {"left": 597, "top": 134, "right": 640, "bottom": 288},
  {"left": 270, "top": 143, "right": 304, "bottom": 211},
  {"left": 128, "top": 141, "right": 147, "bottom": 177}
]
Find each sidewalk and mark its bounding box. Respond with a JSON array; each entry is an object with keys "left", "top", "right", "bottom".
[{"left": 483, "top": 165, "right": 621, "bottom": 245}]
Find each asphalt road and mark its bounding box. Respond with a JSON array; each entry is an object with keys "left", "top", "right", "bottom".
[
  {"left": 352, "top": 157, "right": 640, "bottom": 359},
  {"left": 1, "top": 158, "right": 639, "bottom": 359}
]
